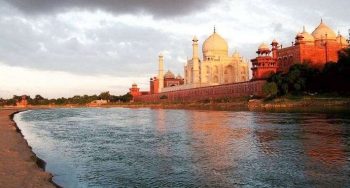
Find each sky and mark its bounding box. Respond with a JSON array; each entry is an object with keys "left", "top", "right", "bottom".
[{"left": 0, "top": 0, "right": 349, "bottom": 98}]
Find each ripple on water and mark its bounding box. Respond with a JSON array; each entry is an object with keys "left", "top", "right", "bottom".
[{"left": 14, "top": 108, "right": 350, "bottom": 188}]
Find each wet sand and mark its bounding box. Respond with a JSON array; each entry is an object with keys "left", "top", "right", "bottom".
[{"left": 0, "top": 109, "right": 56, "bottom": 188}]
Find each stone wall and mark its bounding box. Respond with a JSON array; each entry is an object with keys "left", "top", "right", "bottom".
[{"left": 134, "top": 80, "right": 266, "bottom": 102}]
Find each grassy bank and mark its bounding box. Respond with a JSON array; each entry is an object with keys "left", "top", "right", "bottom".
[
  {"left": 107, "top": 97, "right": 250, "bottom": 111},
  {"left": 2, "top": 95, "right": 350, "bottom": 112},
  {"left": 248, "top": 95, "right": 350, "bottom": 112}
]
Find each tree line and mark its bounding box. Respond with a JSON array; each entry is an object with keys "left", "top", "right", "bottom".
[
  {"left": 0, "top": 91, "right": 132, "bottom": 106},
  {"left": 263, "top": 47, "right": 350, "bottom": 98}
]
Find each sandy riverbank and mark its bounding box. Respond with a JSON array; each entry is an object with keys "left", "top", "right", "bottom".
[{"left": 0, "top": 109, "right": 57, "bottom": 188}]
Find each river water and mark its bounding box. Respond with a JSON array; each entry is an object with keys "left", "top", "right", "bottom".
[{"left": 14, "top": 108, "right": 350, "bottom": 187}]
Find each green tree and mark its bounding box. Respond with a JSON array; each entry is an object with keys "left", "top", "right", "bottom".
[
  {"left": 12, "top": 95, "right": 21, "bottom": 101},
  {"left": 99, "top": 91, "right": 111, "bottom": 101},
  {"left": 338, "top": 47, "right": 350, "bottom": 66},
  {"left": 34, "top": 95, "right": 44, "bottom": 100},
  {"left": 263, "top": 82, "right": 278, "bottom": 98},
  {"left": 267, "top": 63, "right": 321, "bottom": 96},
  {"left": 6, "top": 99, "right": 16, "bottom": 106},
  {"left": 31, "top": 94, "right": 47, "bottom": 105},
  {"left": 120, "top": 93, "right": 133, "bottom": 102},
  {"left": 55, "top": 98, "right": 66, "bottom": 105}
]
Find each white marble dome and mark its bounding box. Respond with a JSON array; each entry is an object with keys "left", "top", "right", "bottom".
[{"left": 202, "top": 31, "right": 228, "bottom": 57}]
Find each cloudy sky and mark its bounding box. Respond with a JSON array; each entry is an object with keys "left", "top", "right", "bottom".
[{"left": 0, "top": 0, "right": 349, "bottom": 98}]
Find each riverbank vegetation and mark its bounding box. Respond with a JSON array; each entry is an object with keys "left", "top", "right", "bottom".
[{"left": 0, "top": 92, "right": 132, "bottom": 106}]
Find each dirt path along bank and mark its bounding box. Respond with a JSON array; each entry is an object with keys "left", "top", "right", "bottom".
[{"left": 0, "top": 109, "right": 56, "bottom": 188}]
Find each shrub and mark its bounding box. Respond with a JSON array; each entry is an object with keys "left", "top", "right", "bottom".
[{"left": 263, "top": 82, "right": 278, "bottom": 98}]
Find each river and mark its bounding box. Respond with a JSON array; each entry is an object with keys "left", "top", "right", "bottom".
[{"left": 14, "top": 108, "right": 350, "bottom": 187}]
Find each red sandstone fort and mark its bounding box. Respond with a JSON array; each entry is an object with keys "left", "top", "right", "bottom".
[{"left": 130, "top": 20, "right": 349, "bottom": 102}]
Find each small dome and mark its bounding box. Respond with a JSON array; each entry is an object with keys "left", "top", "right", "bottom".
[
  {"left": 297, "top": 26, "right": 315, "bottom": 43},
  {"left": 271, "top": 39, "right": 278, "bottom": 44},
  {"left": 202, "top": 31, "right": 228, "bottom": 57},
  {"left": 132, "top": 83, "right": 138, "bottom": 88},
  {"left": 301, "top": 32, "right": 315, "bottom": 43},
  {"left": 337, "top": 33, "right": 349, "bottom": 45},
  {"left": 232, "top": 50, "right": 240, "bottom": 58},
  {"left": 164, "top": 70, "right": 175, "bottom": 79},
  {"left": 192, "top": 36, "right": 198, "bottom": 42},
  {"left": 258, "top": 43, "right": 270, "bottom": 51},
  {"left": 176, "top": 74, "right": 183, "bottom": 79},
  {"left": 311, "top": 20, "right": 337, "bottom": 40}
]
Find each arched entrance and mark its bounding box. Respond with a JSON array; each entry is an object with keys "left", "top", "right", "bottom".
[
  {"left": 213, "top": 75, "right": 219, "bottom": 83},
  {"left": 224, "top": 65, "right": 233, "bottom": 83}
]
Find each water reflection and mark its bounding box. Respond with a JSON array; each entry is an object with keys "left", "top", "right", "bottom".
[
  {"left": 154, "top": 109, "right": 173, "bottom": 181},
  {"left": 301, "top": 114, "right": 347, "bottom": 165},
  {"left": 255, "top": 129, "right": 279, "bottom": 155},
  {"left": 15, "top": 108, "right": 350, "bottom": 187},
  {"left": 188, "top": 111, "right": 257, "bottom": 186},
  {"left": 300, "top": 114, "right": 349, "bottom": 187},
  {"left": 251, "top": 113, "right": 350, "bottom": 187}
]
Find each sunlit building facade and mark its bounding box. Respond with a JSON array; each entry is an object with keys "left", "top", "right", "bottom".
[
  {"left": 184, "top": 29, "right": 249, "bottom": 87},
  {"left": 252, "top": 20, "right": 349, "bottom": 79},
  {"left": 141, "top": 28, "right": 250, "bottom": 94}
]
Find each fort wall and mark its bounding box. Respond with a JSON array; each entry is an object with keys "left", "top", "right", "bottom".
[{"left": 134, "top": 80, "right": 266, "bottom": 102}]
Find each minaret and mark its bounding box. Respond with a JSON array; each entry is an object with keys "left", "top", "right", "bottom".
[
  {"left": 271, "top": 39, "right": 279, "bottom": 61},
  {"left": 192, "top": 36, "right": 200, "bottom": 84},
  {"left": 158, "top": 53, "right": 164, "bottom": 93}
]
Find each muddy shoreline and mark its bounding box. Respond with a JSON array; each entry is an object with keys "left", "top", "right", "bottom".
[
  {"left": 0, "top": 109, "right": 59, "bottom": 188},
  {"left": 11, "top": 111, "right": 63, "bottom": 188}
]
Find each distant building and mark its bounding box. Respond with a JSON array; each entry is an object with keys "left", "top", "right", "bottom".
[
  {"left": 251, "top": 42, "right": 279, "bottom": 79},
  {"left": 129, "top": 83, "right": 141, "bottom": 97},
  {"left": 150, "top": 70, "right": 185, "bottom": 94},
  {"left": 252, "top": 20, "right": 349, "bottom": 79},
  {"left": 129, "top": 83, "right": 150, "bottom": 100}
]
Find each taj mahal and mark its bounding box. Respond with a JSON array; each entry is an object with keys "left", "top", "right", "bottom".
[
  {"left": 146, "top": 28, "right": 249, "bottom": 94},
  {"left": 185, "top": 28, "right": 249, "bottom": 86}
]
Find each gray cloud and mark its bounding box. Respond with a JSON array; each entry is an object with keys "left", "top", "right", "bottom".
[
  {"left": 3, "top": 0, "right": 216, "bottom": 17},
  {"left": 0, "top": 9, "right": 189, "bottom": 77},
  {"left": 270, "top": 0, "right": 350, "bottom": 24},
  {"left": 0, "top": 0, "right": 349, "bottom": 98}
]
